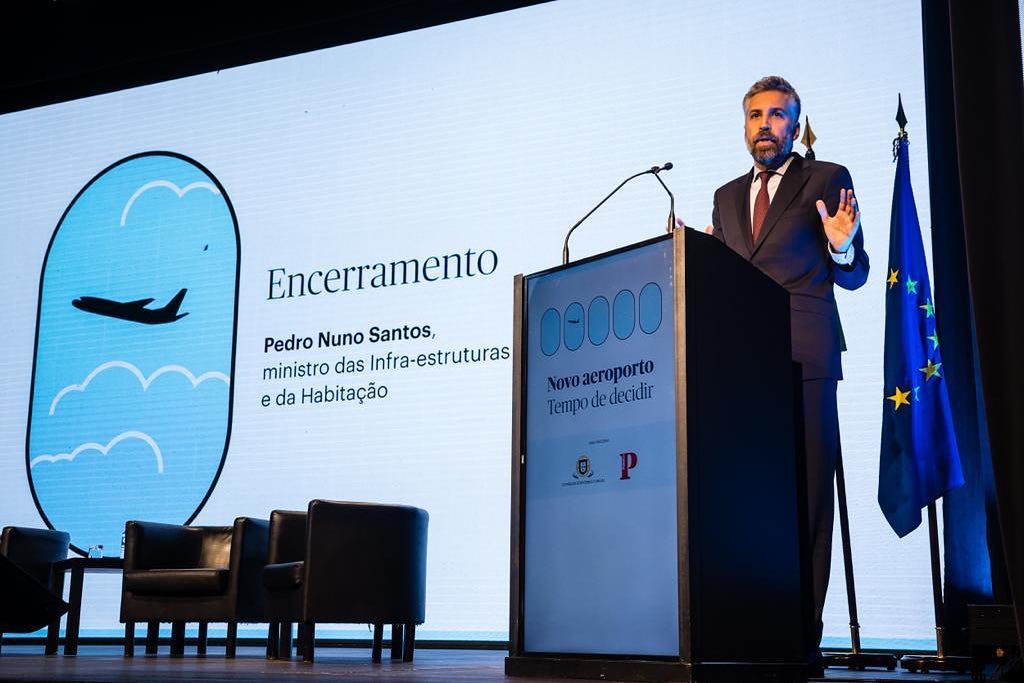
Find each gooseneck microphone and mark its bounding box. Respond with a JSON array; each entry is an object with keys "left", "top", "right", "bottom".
[
  {"left": 651, "top": 163, "right": 675, "bottom": 234},
  {"left": 562, "top": 162, "right": 675, "bottom": 264}
]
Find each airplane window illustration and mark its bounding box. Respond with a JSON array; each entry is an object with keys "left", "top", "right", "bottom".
[
  {"left": 588, "top": 296, "right": 609, "bottom": 346},
  {"left": 540, "top": 307, "right": 560, "bottom": 356},
  {"left": 638, "top": 282, "right": 662, "bottom": 334},
  {"left": 26, "top": 152, "right": 238, "bottom": 554},
  {"left": 563, "top": 302, "right": 585, "bottom": 351},
  {"left": 612, "top": 289, "right": 635, "bottom": 340}
]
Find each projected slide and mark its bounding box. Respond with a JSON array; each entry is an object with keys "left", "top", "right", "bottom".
[
  {"left": 0, "top": 0, "right": 937, "bottom": 647},
  {"left": 27, "top": 153, "right": 237, "bottom": 553}
]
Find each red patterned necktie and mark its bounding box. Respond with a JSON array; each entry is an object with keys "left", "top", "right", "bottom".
[{"left": 752, "top": 170, "right": 773, "bottom": 241}]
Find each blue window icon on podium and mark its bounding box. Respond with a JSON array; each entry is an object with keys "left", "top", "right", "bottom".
[
  {"left": 588, "top": 297, "right": 609, "bottom": 346},
  {"left": 540, "top": 308, "right": 560, "bottom": 356},
  {"left": 539, "top": 283, "right": 661, "bottom": 355},
  {"left": 639, "top": 283, "right": 663, "bottom": 334},
  {"left": 564, "top": 303, "right": 584, "bottom": 351},
  {"left": 613, "top": 290, "right": 635, "bottom": 340}
]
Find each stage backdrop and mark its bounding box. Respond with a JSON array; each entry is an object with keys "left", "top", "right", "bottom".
[{"left": 0, "top": 0, "right": 939, "bottom": 647}]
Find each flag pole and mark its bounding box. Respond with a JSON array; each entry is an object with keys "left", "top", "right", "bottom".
[
  {"left": 928, "top": 503, "right": 946, "bottom": 658},
  {"left": 823, "top": 449, "right": 898, "bottom": 671},
  {"left": 878, "top": 93, "right": 970, "bottom": 674},
  {"left": 898, "top": 502, "right": 971, "bottom": 673}
]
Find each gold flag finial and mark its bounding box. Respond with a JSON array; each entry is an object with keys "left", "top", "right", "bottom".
[{"left": 801, "top": 116, "right": 816, "bottom": 160}]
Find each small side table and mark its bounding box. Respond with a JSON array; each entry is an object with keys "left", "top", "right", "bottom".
[{"left": 46, "top": 556, "right": 124, "bottom": 655}]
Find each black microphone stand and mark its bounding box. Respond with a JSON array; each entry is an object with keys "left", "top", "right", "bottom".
[
  {"left": 562, "top": 163, "right": 674, "bottom": 265},
  {"left": 650, "top": 166, "right": 675, "bottom": 234}
]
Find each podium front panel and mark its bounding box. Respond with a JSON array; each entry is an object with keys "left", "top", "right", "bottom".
[{"left": 521, "top": 235, "right": 678, "bottom": 657}]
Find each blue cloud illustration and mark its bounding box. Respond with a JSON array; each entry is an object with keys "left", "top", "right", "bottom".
[{"left": 27, "top": 153, "right": 238, "bottom": 553}]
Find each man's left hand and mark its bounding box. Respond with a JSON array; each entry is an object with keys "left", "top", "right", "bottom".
[{"left": 815, "top": 188, "right": 861, "bottom": 253}]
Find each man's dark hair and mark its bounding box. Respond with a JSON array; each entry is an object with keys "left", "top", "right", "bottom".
[{"left": 743, "top": 76, "right": 801, "bottom": 120}]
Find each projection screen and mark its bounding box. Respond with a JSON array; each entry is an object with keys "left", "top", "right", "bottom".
[{"left": 0, "top": 0, "right": 938, "bottom": 648}]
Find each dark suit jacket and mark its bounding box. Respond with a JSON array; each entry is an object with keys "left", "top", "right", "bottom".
[{"left": 711, "top": 153, "right": 869, "bottom": 380}]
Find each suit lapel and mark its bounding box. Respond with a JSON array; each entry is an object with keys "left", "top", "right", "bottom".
[
  {"left": 752, "top": 154, "right": 811, "bottom": 256},
  {"left": 728, "top": 171, "right": 754, "bottom": 258}
]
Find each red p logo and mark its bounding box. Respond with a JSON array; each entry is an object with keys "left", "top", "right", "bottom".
[{"left": 619, "top": 451, "right": 638, "bottom": 480}]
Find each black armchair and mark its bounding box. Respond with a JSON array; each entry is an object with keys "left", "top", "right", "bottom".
[
  {"left": 263, "top": 500, "right": 428, "bottom": 663},
  {"left": 119, "top": 517, "right": 268, "bottom": 657},
  {"left": 0, "top": 526, "right": 70, "bottom": 654}
]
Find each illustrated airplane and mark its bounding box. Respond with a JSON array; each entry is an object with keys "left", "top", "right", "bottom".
[{"left": 72, "top": 288, "right": 189, "bottom": 325}]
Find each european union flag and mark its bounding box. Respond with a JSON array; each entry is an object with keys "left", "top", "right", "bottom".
[{"left": 878, "top": 132, "right": 964, "bottom": 538}]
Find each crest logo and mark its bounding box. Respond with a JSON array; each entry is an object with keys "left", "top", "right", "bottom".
[
  {"left": 573, "top": 455, "right": 593, "bottom": 479},
  {"left": 562, "top": 453, "right": 605, "bottom": 487}
]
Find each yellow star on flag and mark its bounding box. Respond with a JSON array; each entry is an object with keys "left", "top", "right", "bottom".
[
  {"left": 920, "top": 299, "right": 935, "bottom": 317},
  {"left": 905, "top": 278, "right": 918, "bottom": 295},
  {"left": 887, "top": 386, "right": 911, "bottom": 411},
  {"left": 927, "top": 332, "right": 940, "bottom": 350},
  {"left": 887, "top": 268, "right": 899, "bottom": 289},
  {"left": 919, "top": 359, "right": 942, "bottom": 381}
]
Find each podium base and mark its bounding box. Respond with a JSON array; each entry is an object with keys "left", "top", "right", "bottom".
[
  {"left": 823, "top": 651, "right": 898, "bottom": 671},
  {"left": 899, "top": 653, "right": 972, "bottom": 674},
  {"left": 505, "top": 655, "right": 807, "bottom": 682}
]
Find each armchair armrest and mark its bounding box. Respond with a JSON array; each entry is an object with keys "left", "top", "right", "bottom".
[{"left": 229, "top": 517, "right": 269, "bottom": 620}]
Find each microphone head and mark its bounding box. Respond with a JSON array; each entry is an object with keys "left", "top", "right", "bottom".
[{"left": 661, "top": 162, "right": 673, "bottom": 171}]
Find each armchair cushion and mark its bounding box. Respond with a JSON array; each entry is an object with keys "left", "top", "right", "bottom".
[
  {"left": 263, "top": 561, "right": 304, "bottom": 590},
  {"left": 123, "top": 568, "right": 230, "bottom": 596}
]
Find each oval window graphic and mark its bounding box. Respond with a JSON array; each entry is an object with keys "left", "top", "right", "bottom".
[
  {"left": 563, "top": 302, "right": 585, "bottom": 351},
  {"left": 588, "top": 296, "right": 609, "bottom": 346},
  {"left": 638, "top": 282, "right": 663, "bottom": 334},
  {"left": 613, "top": 289, "right": 636, "bottom": 340},
  {"left": 540, "top": 308, "right": 560, "bottom": 356},
  {"left": 26, "top": 152, "right": 239, "bottom": 554}
]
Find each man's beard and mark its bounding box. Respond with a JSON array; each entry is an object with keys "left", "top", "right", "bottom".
[{"left": 747, "top": 134, "right": 793, "bottom": 168}]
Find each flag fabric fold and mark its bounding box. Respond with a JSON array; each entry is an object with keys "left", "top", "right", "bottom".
[{"left": 877, "top": 135, "right": 964, "bottom": 538}]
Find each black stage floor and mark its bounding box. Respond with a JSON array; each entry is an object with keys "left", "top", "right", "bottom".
[{"left": 0, "top": 644, "right": 985, "bottom": 683}]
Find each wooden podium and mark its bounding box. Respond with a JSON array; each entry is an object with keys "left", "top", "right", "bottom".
[{"left": 506, "top": 229, "right": 811, "bottom": 682}]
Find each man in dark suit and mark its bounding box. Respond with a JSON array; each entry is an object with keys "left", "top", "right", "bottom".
[{"left": 710, "top": 75, "right": 869, "bottom": 663}]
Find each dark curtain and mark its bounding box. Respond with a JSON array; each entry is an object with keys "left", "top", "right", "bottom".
[
  {"left": 922, "top": 1, "right": 1001, "bottom": 653},
  {"left": 930, "top": 0, "right": 1024, "bottom": 654}
]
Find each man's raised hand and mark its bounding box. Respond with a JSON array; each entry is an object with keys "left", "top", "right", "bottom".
[{"left": 815, "top": 188, "right": 860, "bottom": 253}]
